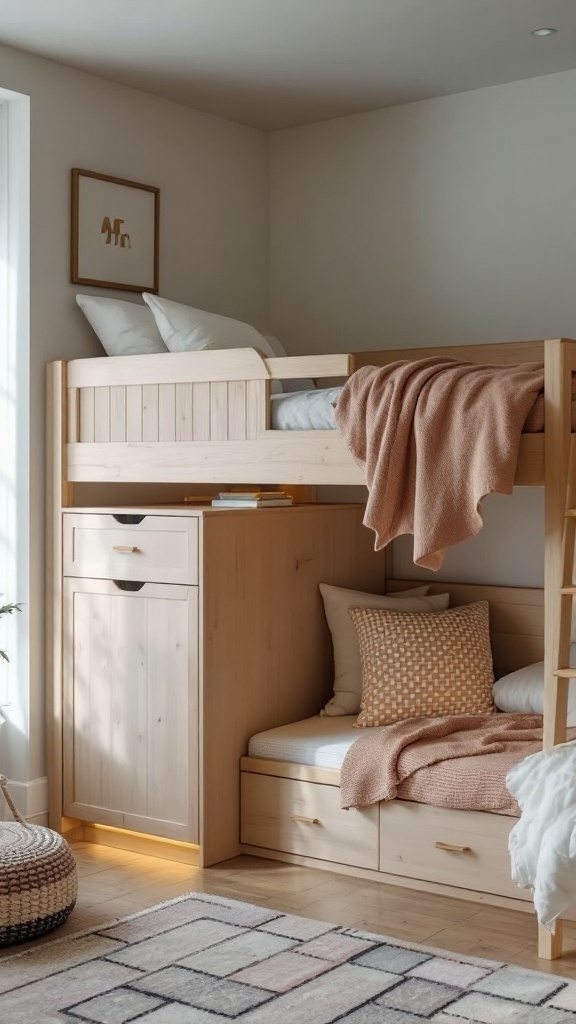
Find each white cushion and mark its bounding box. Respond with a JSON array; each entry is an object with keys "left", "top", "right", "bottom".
[
  {"left": 143, "top": 294, "right": 282, "bottom": 393},
  {"left": 76, "top": 294, "right": 167, "bottom": 356},
  {"left": 264, "top": 335, "right": 316, "bottom": 393},
  {"left": 493, "top": 652, "right": 576, "bottom": 727},
  {"left": 319, "top": 583, "right": 450, "bottom": 717}
]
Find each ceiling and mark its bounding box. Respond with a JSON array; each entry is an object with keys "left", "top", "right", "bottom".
[{"left": 1, "top": 0, "right": 576, "bottom": 131}]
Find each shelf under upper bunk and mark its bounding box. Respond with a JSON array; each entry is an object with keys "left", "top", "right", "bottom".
[{"left": 48, "top": 337, "right": 576, "bottom": 488}]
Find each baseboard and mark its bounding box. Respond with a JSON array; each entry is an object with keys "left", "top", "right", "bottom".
[{"left": 0, "top": 775, "right": 48, "bottom": 824}]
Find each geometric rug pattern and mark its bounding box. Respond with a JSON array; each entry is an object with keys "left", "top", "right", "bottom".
[{"left": 1, "top": 892, "right": 576, "bottom": 1023}]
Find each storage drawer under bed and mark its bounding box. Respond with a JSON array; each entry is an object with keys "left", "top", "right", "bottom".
[
  {"left": 379, "top": 800, "right": 531, "bottom": 903},
  {"left": 241, "top": 772, "right": 379, "bottom": 869}
]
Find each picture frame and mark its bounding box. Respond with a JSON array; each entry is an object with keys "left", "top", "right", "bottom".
[{"left": 70, "top": 168, "right": 160, "bottom": 293}]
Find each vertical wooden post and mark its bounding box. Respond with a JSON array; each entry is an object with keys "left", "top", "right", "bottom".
[
  {"left": 539, "top": 338, "right": 575, "bottom": 959},
  {"left": 46, "top": 361, "right": 72, "bottom": 832}
]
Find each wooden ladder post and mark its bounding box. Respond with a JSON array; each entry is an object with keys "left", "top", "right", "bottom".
[
  {"left": 539, "top": 340, "right": 575, "bottom": 960},
  {"left": 540, "top": 511, "right": 576, "bottom": 959}
]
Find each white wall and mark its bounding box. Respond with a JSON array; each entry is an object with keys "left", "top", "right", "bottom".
[
  {"left": 0, "top": 43, "right": 269, "bottom": 803},
  {"left": 270, "top": 70, "right": 576, "bottom": 587}
]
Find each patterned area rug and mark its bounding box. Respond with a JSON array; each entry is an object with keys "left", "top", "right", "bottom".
[{"left": 1, "top": 891, "right": 575, "bottom": 1023}]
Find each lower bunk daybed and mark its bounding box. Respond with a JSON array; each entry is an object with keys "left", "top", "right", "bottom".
[
  {"left": 240, "top": 577, "right": 576, "bottom": 933},
  {"left": 240, "top": 714, "right": 532, "bottom": 907}
]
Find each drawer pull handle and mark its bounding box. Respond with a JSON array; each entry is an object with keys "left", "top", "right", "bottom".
[
  {"left": 290, "top": 815, "right": 320, "bottom": 825},
  {"left": 435, "top": 841, "right": 471, "bottom": 853},
  {"left": 112, "top": 545, "right": 139, "bottom": 554},
  {"left": 113, "top": 580, "right": 145, "bottom": 592}
]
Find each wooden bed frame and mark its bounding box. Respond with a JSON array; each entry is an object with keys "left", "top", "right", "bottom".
[
  {"left": 50, "top": 339, "right": 573, "bottom": 487},
  {"left": 46, "top": 336, "right": 576, "bottom": 961}
]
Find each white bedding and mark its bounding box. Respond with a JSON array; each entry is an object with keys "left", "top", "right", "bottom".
[
  {"left": 270, "top": 387, "right": 342, "bottom": 430},
  {"left": 248, "top": 714, "right": 379, "bottom": 769}
]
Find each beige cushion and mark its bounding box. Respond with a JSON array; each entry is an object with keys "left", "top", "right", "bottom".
[
  {"left": 319, "top": 583, "right": 449, "bottom": 717},
  {"left": 349, "top": 600, "right": 495, "bottom": 728}
]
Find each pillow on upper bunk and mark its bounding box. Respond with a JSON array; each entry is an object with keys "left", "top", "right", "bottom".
[
  {"left": 142, "top": 294, "right": 283, "bottom": 394},
  {"left": 493, "top": 654, "right": 576, "bottom": 726},
  {"left": 319, "top": 583, "right": 449, "bottom": 717},
  {"left": 349, "top": 600, "right": 494, "bottom": 727},
  {"left": 76, "top": 294, "right": 168, "bottom": 356}
]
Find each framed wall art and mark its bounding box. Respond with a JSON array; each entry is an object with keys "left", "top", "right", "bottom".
[{"left": 70, "top": 168, "right": 160, "bottom": 293}]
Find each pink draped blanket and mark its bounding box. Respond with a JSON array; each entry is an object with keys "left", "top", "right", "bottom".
[
  {"left": 334, "top": 358, "right": 546, "bottom": 569},
  {"left": 340, "top": 713, "right": 551, "bottom": 816}
]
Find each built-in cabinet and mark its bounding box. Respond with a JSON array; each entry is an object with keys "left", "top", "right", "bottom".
[{"left": 57, "top": 503, "right": 387, "bottom": 865}]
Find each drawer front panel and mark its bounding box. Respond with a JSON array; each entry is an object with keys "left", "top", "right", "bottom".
[
  {"left": 63, "top": 513, "right": 198, "bottom": 584},
  {"left": 241, "top": 773, "right": 378, "bottom": 869},
  {"left": 379, "top": 801, "right": 530, "bottom": 902}
]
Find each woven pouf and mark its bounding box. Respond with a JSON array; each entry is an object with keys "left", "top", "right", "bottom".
[{"left": 0, "top": 774, "right": 78, "bottom": 946}]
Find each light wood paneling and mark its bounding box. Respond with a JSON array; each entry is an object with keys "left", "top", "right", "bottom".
[
  {"left": 200, "top": 504, "right": 387, "bottom": 866},
  {"left": 175, "top": 383, "right": 194, "bottom": 442},
  {"left": 387, "top": 579, "right": 544, "bottom": 675},
  {"left": 126, "top": 385, "right": 143, "bottom": 442},
  {"left": 353, "top": 340, "right": 546, "bottom": 369},
  {"left": 142, "top": 384, "right": 159, "bottom": 442},
  {"left": 79, "top": 386, "right": 95, "bottom": 443},
  {"left": 158, "top": 384, "right": 176, "bottom": 442}
]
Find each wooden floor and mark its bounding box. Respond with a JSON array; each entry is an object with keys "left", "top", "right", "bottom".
[{"left": 3, "top": 842, "right": 576, "bottom": 975}]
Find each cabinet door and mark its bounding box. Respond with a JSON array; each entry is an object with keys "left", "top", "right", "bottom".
[{"left": 63, "top": 578, "right": 198, "bottom": 843}]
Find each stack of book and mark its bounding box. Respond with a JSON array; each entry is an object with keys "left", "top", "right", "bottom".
[{"left": 211, "top": 490, "right": 294, "bottom": 508}]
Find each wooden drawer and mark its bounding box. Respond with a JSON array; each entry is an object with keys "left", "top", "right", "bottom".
[
  {"left": 241, "top": 772, "right": 378, "bottom": 869},
  {"left": 379, "top": 800, "right": 531, "bottom": 902},
  {"left": 63, "top": 513, "right": 198, "bottom": 585}
]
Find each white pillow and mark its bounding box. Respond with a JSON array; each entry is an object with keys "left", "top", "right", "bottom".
[
  {"left": 76, "top": 294, "right": 168, "bottom": 356},
  {"left": 264, "top": 335, "right": 316, "bottom": 393},
  {"left": 493, "top": 651, "right": 576, "bottom": 727},
  {"left": 319, "top": 583, "right": 450, "bottom": 717},
  {"left": 143, "top": 294, "right": 282, "bottom": 393}
]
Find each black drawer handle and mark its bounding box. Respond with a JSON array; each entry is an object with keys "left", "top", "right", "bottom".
[
  {"left": 112, "top": 514, "right": 146, "bottom": 525},
  {"left": 113, "top": 580, "right": 145, "bottom": 592}
]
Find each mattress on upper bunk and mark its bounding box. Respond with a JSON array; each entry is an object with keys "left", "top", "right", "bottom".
[
  {"left": 270, "top": 385, "right": 576, "bottom": 431},
  {"left": 247, "top": 713, "right": 567, "bottom": 818}
]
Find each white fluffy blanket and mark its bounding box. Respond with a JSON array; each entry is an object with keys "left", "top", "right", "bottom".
[{"left": 506, "top": 740, "right": 576, "bottom": 930}]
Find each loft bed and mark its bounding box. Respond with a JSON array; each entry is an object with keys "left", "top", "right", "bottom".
[
  {"left": 46, "top": 336, "right": 576, "bottom": 963},
  {"left": 49, "top": 338, "right": 574, "bottom": 487}
]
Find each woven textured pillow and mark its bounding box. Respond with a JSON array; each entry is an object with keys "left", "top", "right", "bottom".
[{"left": 349, "top": 600, "right": 494, "bottom": 728}]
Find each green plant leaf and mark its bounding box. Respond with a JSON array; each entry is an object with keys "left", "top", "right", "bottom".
[{"left": 0, "top": 601, "right": 22, "bottom": 662}]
